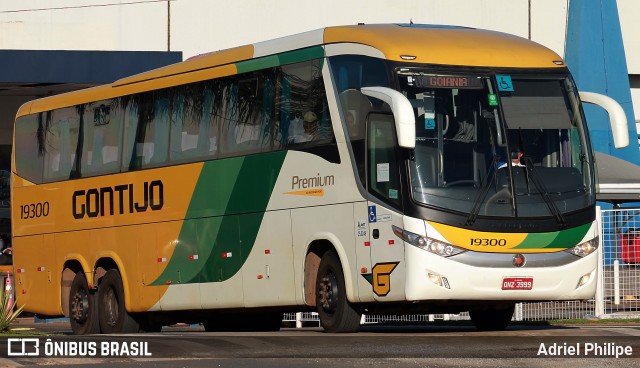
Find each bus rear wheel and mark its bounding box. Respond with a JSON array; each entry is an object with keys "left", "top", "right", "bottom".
[
  {"left": 316, "top": 251, "right": 361, "bottom": 333},
  {"left": 98, "top": 269, "right": 139, "bottom": 334},
  {"left": 469, "top": 304, "right": 515, "bottom": 331},
  {"left": 69, "top": 272, "right": 100, "bottom": 335}
]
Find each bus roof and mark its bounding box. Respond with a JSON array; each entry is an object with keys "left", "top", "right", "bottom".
[{"left": 17, "top": 24, "right": 564, "bottom": 117}]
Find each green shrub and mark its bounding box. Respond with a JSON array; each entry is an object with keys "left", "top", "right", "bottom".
[{"left": 0, "top": 291, "right": 23, "bottom": 332}]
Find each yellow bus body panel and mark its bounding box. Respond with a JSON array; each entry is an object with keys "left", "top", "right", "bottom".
[{"left": 13, "top": 163, "right": 203, "bottom": 312}]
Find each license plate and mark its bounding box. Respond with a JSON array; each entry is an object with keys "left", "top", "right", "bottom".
[{"left": 502, "top": 277, "right": 533, "bottom": 290}]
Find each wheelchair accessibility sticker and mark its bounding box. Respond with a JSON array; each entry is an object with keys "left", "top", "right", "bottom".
[
  {"left": 496, "top": 75, "right": 514, "bottom": 92},
  {"left": 368, "top": 205, "right": 377, "bottom": 223}
]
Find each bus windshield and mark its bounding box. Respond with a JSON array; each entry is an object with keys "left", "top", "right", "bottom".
[
  {"left": 330, "top": 56, "right": 594, "bottom": 221},
  {"left": 401, "top": 72, "right": 593, "bottom": 220}
]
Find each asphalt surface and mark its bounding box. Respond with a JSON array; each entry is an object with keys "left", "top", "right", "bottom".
[{"left": 1, "top": 318, "right": 640, "bottom": 367}]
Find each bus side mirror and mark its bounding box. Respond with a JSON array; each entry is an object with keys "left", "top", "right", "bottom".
[
  {"left": 579, "top": 91, "right": 629, "bottom": 149},
  {"left": 361, "top": 86, "right": 416, "bottom": 149}
]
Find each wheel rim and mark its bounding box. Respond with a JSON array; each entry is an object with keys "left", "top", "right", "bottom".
[
  {"left": 318, "top": 271, "right": 339, "bottom": 313},
  {"left": 71, "top": 288, "right": 89, "bottom": 324},
  {"left": 103, "top": 287, "right": 119, "bottom": 328}
]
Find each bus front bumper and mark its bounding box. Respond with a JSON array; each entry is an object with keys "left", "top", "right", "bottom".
[{"left": 404, "top": 244, "right": 597, "bottom": 302}]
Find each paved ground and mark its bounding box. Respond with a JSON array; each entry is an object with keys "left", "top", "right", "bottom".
[
  {"left": 2, "top": 318, "right": 640, "bottom": 367},
  {"left": 8, "top": 317, "right": 202, "bottom": 335}
]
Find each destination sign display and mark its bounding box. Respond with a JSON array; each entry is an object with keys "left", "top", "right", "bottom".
[{"left": 415, "top": 75, "right": 483, "bottom": 89}]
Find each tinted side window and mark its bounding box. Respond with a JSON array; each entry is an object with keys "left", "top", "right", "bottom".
[
  {"left": 81, "top": 101, "right": 123, "bottom": 177},
  {"left": 220, "top": 75, "right": 267, "bottom": 157},
  {"left": 170, "top": 83, "right": 219, "bottom": 162},
  {"left": 14, "top": 114, "right": 44, "bottom": 184},
  {"left": 122, "top": 94, "right": 170, "bottom": 171},
  {"left": 43, "top": 107, "right": 80, "bottom": 182},
  {"left": 279, "top": 59, "right": 338, "bottom": 163}
]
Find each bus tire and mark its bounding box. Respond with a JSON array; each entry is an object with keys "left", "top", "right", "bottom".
[
  {"left": 316, "top": 251, "right": 361, "bottom": 333},
  {"left": 98, "top": 269, "right": 139, "bottom": 334},
  {"left": 469, "top": 304, "right": 515, "bottom": 331},
  {"left": 69, "top": 272, "right": 100, "bottom": 335}
]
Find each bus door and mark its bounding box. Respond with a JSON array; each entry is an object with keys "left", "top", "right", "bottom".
[{"left": 366, "top": 113, "right": 406, "bottom": 301}]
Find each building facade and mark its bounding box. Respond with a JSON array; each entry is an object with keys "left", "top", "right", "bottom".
[{"left": 0, "top": 0, "right": 638, "bottom": 165}]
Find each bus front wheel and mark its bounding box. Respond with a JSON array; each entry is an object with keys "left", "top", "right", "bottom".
[
  {"left": 69, "top": 272, "right": 100, "bottom": 335},
  {"left": 469, "top": 304, "right": 515, "bottom": 331},
  {"left": 316, "top": 251, "right": 361, "bottom": 333},
  {"left": 98, "top": 269, "right": 139, "bottom": 334}
]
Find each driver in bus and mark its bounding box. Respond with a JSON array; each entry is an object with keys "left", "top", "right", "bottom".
[{"left": 499, "top": 147, "right": 525, "bottom": 169}]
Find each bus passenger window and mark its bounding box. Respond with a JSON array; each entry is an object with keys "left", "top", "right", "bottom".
[
  {"left": 81, "top": 101, "right": 122, "bottom": 177},
  {"left": 43, "top": 107, "right": 80, "bottom": 181},
  {"left": 14, "top": 114, "right": 44, "bottom": 184},
  {"left": 122, "top": 96, "right": 170, "bottom": 170},
  {"left": 170, "top": 85, "right": 219, "bottom": 162}
]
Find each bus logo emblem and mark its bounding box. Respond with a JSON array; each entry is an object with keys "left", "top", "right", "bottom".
[
  {"left": 512, "top": 254, "right": 526, "bottom": 268},
  {"left": 361, "top": 262, "right": 399, "bottom": 296}
]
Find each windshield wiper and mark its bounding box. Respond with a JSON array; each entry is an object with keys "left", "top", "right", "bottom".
[
  {"left": 466, "top": 155, "right": 500, "bottom": 226},
  {"left": 523, "top": 157, "right": 567, "bottom": 227}
]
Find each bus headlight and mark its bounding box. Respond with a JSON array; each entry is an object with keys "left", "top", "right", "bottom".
[
  {"left": 392, "top": 225, "right": 466, "bottom": 257},
  {"left": 564, "top": 237, "right": 599, "bottom": 257}
]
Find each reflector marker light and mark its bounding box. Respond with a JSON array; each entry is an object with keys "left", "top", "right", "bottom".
[
  {"left": 265, "top": 250, "right": 271, "bottom": 255},
  {"left": 364, "top": 242, "right": 371, "bottom": 247},
  {"left": 157, "top": 257, "right": 167, "bottom": 263},
  {"left": 189, "top": 254, "right": 199, "bottom": 260},
  {"left": 16, "top": 269, "right": 25, "bottom": 273},
  {"left": 388, "top": 240, "right": 395, "bottom": 245},
  {"left": 222, "top": 252, "right": 233, "bottom": 258},
  {"left": 37, "top": 267, "right": 46, "bottom": 272}
]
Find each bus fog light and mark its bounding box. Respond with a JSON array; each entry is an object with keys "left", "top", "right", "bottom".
[
  {"left": 428, "top": 272, "right": 450, "bottom": 289},
  {"left": 576, "top": 271, "right": 594, "bottom": 289}
]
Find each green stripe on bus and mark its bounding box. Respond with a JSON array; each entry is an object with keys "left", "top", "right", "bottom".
[
  {"left": 513, "top": 222, "right": 591, "bottom": 249},
  {"left": 236, "top": 46, "right": 325, "bottom": 74},
  {"left": 277, "top": 46, "right": 325, "bottom": 66},
  {"left": 150, "top": 151, "right": 287, "bottom": 286}
]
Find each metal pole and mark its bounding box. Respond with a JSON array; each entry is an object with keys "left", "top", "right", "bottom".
[
  {"left": 528, "top": 0, "right": 532, "bottom": 40},
  {"left": 595, "top": 206, "right": 605, "bottom": 316},
  {"left": 295, "top": 312, "right": 302, "bottom": 328},
  {"left": 614, "top": 259, "right": 620, "bottom": 305},
  {"left": 514, "top": 303, "right": 523, "bottom": 321}
]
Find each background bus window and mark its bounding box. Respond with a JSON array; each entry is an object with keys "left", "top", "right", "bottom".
[
  {"left": 81, "top": 101, "right": 123, "bottom": 177},
  {"left": 43, "top": 107, "right": 80, "bottom": 182},
  {"left": 14, "top": 114, "right": 44, "bottom": 184}
]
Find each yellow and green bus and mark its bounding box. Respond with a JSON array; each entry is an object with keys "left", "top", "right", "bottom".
[{"left": 11, "top": 24, "right": 627, "bottom": 334}]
